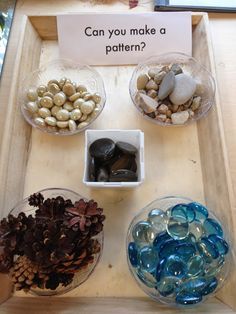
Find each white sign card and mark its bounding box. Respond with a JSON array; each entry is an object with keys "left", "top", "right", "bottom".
[{"left": 57, "top": 12, "right": 192, "bottom": 65}]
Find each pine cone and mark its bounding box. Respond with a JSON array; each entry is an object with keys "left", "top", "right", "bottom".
[
  {"left": 55, "top": 239, "right": 101, "bottom": 274},
  {"left": 45, "top": 272, "right": 74, "bottom": 290},
  {"left": 35, "top": 196, "right": 72, "bottom": 221},
  {"left": 0, "top": 194, "right": 105, "bottom": 291},
  {"left": 11, "top": 255, "right": 73, "bottom": 291},
  {"left": 10, "top": 255, "right": 42, "bottom": 291},
  {"left": 65, "top": 199, "right": 105, "bottom": 236},
  {"left": 28, "top": 193, "right": 44, "bottom": 207},
  {"left": 0, "top": 213, "right": 33, "bottom": 271}
]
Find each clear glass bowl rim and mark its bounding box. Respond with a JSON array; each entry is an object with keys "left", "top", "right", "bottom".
[
  {"left": 126, "top": 195, "right": 233, "bottom": 307},
  {"left": 20, "top": 58, "right": 106, "bottom": 136},
  {"left": 9, "top": 187, "right": 104, "bottom": 296},
  {"left": 129, "top": 52, "right": 216, "bottom": 127}
]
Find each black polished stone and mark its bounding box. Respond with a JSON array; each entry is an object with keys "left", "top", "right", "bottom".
[
  {"left": 110, "top": 154, "right": 137, "bottom": 173},
  {"left": 96, "top": 167, "right": 109, "bottom": 182},
  {"left": 89, "top": 138, "right": 116, "bottom": 161},
  {"left": 116, "top": 141, "right": 138, "bottom": 155},
  {"left": 89, "top": 157, "right": 96, "bottom": 181},
  {"left": 110, "top": 169, "right": 138, "bottom": 182}
]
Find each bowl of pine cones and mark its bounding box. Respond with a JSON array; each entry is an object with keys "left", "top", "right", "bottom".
[{"left": 0, "top": 188, "right": 105, "bottom": 296}]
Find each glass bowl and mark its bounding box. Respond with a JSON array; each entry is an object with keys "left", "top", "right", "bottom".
[
  {"left": 9, "top": 188, "right": 104, "bottom": 296},
  {"left": 126, "top": 196, "right": 231, "bottom": 307},
  {"left": 129, "top": 52, "right": 215, "bottom": 126},
  {"left": 20, "top": 59, "right": 106, "bottom": 136}
]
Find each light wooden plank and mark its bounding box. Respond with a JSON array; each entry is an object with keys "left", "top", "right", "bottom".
[
  {"left": 29, "top": 16, "right": 57, "bottom": 40},
  {"left": 0, "top": 17, "right": 42, "bottom": 217},
  {"left": 0, "top": 297, "right": 235, "bottom": 314},
  {"left": 192, "top": 14, "right": 236, "bottom": 310},
  {"left": 0, "top": 3, "right": 235, "bottom": 313}
]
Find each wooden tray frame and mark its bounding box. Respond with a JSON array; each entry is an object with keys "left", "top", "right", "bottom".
[{"left": 0, "top": 12, "right": 235, "bottom": 313}]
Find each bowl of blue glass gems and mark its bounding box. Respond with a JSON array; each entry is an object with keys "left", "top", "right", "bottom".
[{"left": 127, "top": 196, "right": 231, "bottom": 307}]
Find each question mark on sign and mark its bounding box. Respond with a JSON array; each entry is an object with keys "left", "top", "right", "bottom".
[{"left": 140, "top": 42, "right": 146, "bottom": 51}]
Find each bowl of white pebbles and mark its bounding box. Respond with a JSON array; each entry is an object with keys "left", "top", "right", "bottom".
[
  {"left": 21, "top": 59, "right": 106, "bottom": 135},
  {"left": 129, "top": 52, "right": 215, "bottom": 126}
]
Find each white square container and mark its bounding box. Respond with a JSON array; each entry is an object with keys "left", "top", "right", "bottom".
[{"left": 83, "top": 129, "right": 145, "bottom": 188}]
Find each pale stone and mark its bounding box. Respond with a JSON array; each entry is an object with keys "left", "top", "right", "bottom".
[
  {"left": 137, "top": 74, "right": 149, "bottom": 90},
  {"left": 171, "top": 110, "right": 190, "bottom": 125},
  {"left": 138, "top": 93, "right": 158, "bottom": 113},
  {"left": 191, "top": 96, "right": 201, "bottom": 111},
  {"left": 158, "top": 71, "right": 175, "bottom": 100},
  {"left": 169, "top": 74, "right": 197, "bottom": 105}
]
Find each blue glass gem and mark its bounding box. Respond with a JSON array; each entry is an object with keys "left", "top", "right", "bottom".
[
  {"left": 203, "top": 218, "right": 223, "bottom": 237},
  {"left": 204, "top": 255, "right": 225, "bottom": 277},
  {"left": 165, "top": 255, "right": 187, "bottom": 278},
  {"left": 148, "top": 209, "right": 168, "bottom": 234},
  {"left": 189, "top": 220, "right": 204, "bottom": 240},
  {"left": 201, "top": 277, "right": 218, "bottom": 296},
  {"left": 187, "top": 255, "right": 204, "bottom": 277},
  {"left": 136, "top": 268, "right": 157, "bottom": 288},
  {"left": 158, "top": 239, "right": 180, "bottom": 259},
  {"left": 139, "top": 246, "right": 158, "bottom": 273},
  {"left": 128, "top": 242, "right": 138, "bottom": 267},
  {"left": 208, "top": 235, "right": 229, "bottom": 255},
  {"left": 197, "top": 237, "right": 219, "bottom": 263},
  {"left": 188, "top": 202, "right": 208, "bottom": 221},
  {"left": 178, "top": 277, "right": 207, "bottom": 294},
  {"left": 175, "top": 243, "right": 196, "bottom": 262},
  {"left": 156, "top": 258, "right": 166, "bottom": 282},
  {"left": 132, "top": 221, "right": 156, "bottom": 245},
  {"left": 185, "top": 233, "right": 197, "bottom": 244},
  {"left": 176, "top": 292, "right": 202, "bottom": 305},
  {"left": 171, "top": 204, "right": 195, "bottom": 223},
  {"left": 153, "top": 231, "right": 172, "bottom": 251},
  {"left": 156, "top": 276, "right": 179, "bottom": 297},
  {"left": 167, "top": 215, "right": 189, "bottom": 240}
]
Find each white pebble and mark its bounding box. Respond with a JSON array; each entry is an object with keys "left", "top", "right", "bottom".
[
  {"left": 56, "top": 109, "right": 70, "bottom": 121},
  {"left": 170, "top": 74, "right": 197, "bottom": 105},
  {"left": 171, "top": 110, "right": 190, "bottom": 125},
  {"left": 48, "top": 83, "right": 60, "bottom": 95},
  {"left": 78, "top": 122, "right": 89, "bottom": 129},
  {"left": 53, "top": 92, "right": 66, "bottom": 106},
  {"left": 51, "top": 106, "right": 61, "bottom": 117},
  {"left": 45, "top": 116, "right": 57, "bottom": 126},
  {"left": 76, "top": 84, "right": 87, "bottom": 93},
  {"left": 83, "top": 93, "right": 92, "bottom": 101},
  {"left": 34, "top": 117, "right": 45, "bottom": 127},
  {"left": 73, "top": 98, "right": 84, "bottom": 109},
  {"left": 68, "top": 120, "right": 77, "bottom": 131},
  {"left": 63, "top": 102, "right": 74, "bottom": 111},
  {"left": 89, "top": 107, "right": 100, "bottom": 119},
  {"left": 27, "top": 88, "right": 38, "bottom": 101},
  {"left": 37, "top": 85, "right": 47, "bottom": 97},
  {"left": 71, "top": 109, "right": 82, "bottom": 121},
  {"left": 79, "top": 114, "right": 88, "bottom": 122},
  {"left": 26, "top": 101, "right": 38, "bottom": 114},
  {"left": 92, "top": 93, "right": 101, "bottom": 104},
  {"left": 57, "top": 121, "right": 69, "bottom": 128},
  {"left": 40, "top": 96, "right": 53, "bottom": 109},
  {"left": 137, "top": 74, "right": 149, "bottom": 90},
  {"left": 81, "top": 100, "right": 95, "bottom": 114},
  {"left": 69, "top": 92, "right": 81, "bottom": 102},
  {"left": 38, "top": 107, "right": 51, "bottom": 119}
]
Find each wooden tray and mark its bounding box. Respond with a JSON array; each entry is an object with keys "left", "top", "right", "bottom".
[{"left": 0, "top": 12, "right": 235, "bottom": 313}]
